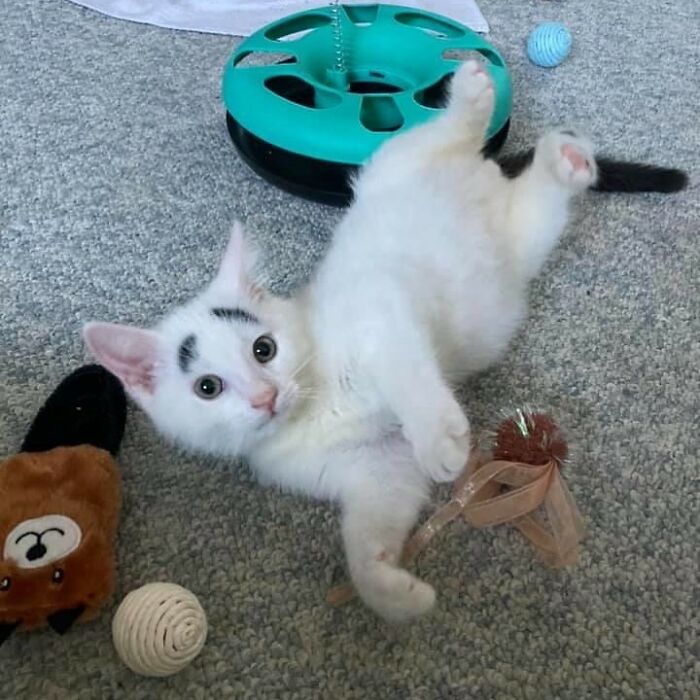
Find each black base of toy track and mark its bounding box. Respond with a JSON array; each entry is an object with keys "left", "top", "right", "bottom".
[{"left": 226, "top": 112, "right": 510, "bottom": 207}]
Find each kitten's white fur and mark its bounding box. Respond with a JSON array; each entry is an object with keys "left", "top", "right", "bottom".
[{"left": 84, "top": 62, "right": 596, "bottom": 622}]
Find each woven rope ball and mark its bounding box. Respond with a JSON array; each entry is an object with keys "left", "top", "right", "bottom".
[
  {"left": 527, "top": 22, "right": 572, "bottom": 67},
  {"left": 112, "top": 583, "right": 207, "bottom": 677}
]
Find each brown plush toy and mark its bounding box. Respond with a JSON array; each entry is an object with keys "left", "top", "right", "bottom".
[{"left": 0, "top": 365, "right": 126, "bottom": 645}]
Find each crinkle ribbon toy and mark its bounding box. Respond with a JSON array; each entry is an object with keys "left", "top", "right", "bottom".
[{"left": 328, "top": 409, "right": 585, "bottom": 607}]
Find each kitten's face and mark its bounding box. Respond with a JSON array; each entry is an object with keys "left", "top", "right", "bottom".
[
  {"left": 83, "top": 223, "right": 312, "bottom": 456},
  {"left": 147, "top": 292, "right": 309, "bottom": 454}
]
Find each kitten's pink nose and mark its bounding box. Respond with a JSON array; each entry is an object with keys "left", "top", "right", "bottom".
[{"left": 251, "top": 387, "right": 278, "bottom": 415}]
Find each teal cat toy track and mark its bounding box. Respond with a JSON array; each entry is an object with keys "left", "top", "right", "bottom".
[{"left": 222, "top": 3, "right": 512, "bottom": 206}]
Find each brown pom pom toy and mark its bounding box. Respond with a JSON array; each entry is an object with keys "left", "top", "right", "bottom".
[
  {"left": 492, "top": 409, "right": 569, "bottom": 466},
  {"left": 328, "top": 408, "right": 584, "bottom": 608}
]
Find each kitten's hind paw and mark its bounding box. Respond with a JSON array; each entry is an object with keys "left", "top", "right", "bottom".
[
  {"left": 537, "top": 128, "right": 598, "bottom": 190},
  {"left": 449, "top": 59, "right": 495, "bottom": 122}
]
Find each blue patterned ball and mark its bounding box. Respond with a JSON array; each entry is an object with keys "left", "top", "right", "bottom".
[{"left": 527, "top": 22, "right": 572, "bottom": 68}]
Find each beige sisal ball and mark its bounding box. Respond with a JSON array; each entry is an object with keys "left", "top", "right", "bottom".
[{"left": 112, "top": 582, "right": 207, "bottom": 677}]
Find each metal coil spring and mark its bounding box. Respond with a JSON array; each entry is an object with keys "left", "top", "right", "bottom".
[{"left": 331, "top": 0, "right": 347, "bottom": 73}]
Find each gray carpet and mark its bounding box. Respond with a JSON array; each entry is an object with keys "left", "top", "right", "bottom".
[{"left": 1, "top": 1, "right": 698, "bottom": 698}]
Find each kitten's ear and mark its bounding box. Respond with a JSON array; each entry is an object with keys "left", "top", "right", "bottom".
[
  {"left": 83, "top": 322, "right": 161, "bottom": 396},
  {"left": 214, "top": 220, "right": 259, "bottom": 293}
]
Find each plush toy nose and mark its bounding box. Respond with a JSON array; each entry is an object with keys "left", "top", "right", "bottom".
[
  {"left": 251, "top": 387, "right": 278, "bottom": 415},
  {"left": 27, "top": 542, "right": 47, "bottom": 561}
]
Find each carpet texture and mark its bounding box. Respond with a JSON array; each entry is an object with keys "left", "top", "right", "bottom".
[{"left": 1, "top": 1, "right": 697, "bottom": 698}]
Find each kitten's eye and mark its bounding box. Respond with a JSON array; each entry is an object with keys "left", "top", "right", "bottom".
[
  {"left": 253, "top": 335, "right": 277, "bottom": 364},
  {"left": 52, "top": 568, "right": 64, "bottom": 584},
  {"left": 194, "top": 375, "right": 224, "bottom": 399},
  {"left": 0, "top": 576, "right": 10, "bottom": 592}
]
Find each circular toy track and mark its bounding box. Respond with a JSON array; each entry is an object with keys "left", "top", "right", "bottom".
[
  {"left": 222, "top": 3, "right": 512, "bottom": 206},
  {"left": 226, "top": 111, "right": 510, "bottom": 207}
]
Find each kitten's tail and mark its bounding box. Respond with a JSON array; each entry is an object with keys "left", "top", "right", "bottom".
[
  {"left": 495, "top": 150, "right": 688, "bottom": 193},
  {"left": 591, "top": 158, "right": 688, "bottom": 193}
]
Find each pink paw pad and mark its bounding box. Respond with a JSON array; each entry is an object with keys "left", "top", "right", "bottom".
[
  {"left": 561, "top": 144, "right": 590, "bottom": 172},
  {"left": 473, "top": 66, "right": 491, "bottom": 84}
]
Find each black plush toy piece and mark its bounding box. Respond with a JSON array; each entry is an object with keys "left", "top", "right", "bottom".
[{"left": 21, "top": 365, "right": 126, "bottom": 455}]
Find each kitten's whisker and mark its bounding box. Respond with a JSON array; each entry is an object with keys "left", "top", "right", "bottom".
[
  {"left": 289, "top": 353, "right": 316, "bottom": 381},
  {"left": 296, "top": 390, "right": 320, "bottom": 399}
]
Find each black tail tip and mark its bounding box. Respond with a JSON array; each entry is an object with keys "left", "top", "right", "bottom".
[
  {"left": 594, "top": 159, "right": 689, "bottom": 194},
  {"left": 651, "top": 167, "right": 689, "bottom": 193}
]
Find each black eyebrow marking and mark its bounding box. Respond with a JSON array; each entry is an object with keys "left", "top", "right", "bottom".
[
  {"left": 211, "top": 307, "right": 259, "bottom": 324},
  {"left": 178, "top": 334, "right": 198, "bottom": 373}
]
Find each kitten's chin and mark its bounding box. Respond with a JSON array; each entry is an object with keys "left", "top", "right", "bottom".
[
  {"left": 256, "top": 403, "right": 290, "bottom": 432},
  {"left": 244, "top": 415, "right": 283, "bottom": 452}
]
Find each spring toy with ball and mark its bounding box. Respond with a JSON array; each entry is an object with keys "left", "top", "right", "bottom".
[{"left": 222, "top": 2, "right": 512, "bottom": 206}]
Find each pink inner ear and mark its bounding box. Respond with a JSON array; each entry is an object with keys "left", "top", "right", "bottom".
[{"left": 83, "top": 322, "right": 160, "bottom": 394}]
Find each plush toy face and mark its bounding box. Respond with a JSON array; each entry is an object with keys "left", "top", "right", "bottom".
[
  {"left": 4, "top": 514, "right": 83, "bottom": 568},
  {"left": 0, "top": 446, "right": 120, "bottom": 643}
]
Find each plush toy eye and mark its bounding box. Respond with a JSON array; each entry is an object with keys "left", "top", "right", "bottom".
[
  {"left": 0, "top": 577, "right": 10, "bottom": 591},
  {"left": 194, "top": 375, "right": 224, "bottom": 399},
  {"left": 253, "top": 335, "right": 277, "bottom": 363},
  {"left": 52, "top": 568, "right": 65, "bottom": 584}
]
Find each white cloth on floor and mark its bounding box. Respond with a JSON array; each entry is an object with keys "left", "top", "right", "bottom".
[{"left": 67, "top": 0, "right": 489, "bottom": 36}]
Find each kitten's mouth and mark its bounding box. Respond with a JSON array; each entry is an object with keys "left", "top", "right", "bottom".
[
  {"left": 256, "top": 400, "right": 280, "bottom": 426},
  {"left": 256, "top": 408, "right": 282, "bottom": 432},
  {"left": 257, "top": 387, "right": 294, "bottom": 428},
  {"left": 257, "top": 404, "right": 277, "bottom": 419},
  {"left": 251, "top": 387, "right": 279, "bottom": 418}
]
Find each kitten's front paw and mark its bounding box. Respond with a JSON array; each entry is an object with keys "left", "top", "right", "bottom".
[
  {"left": 358, "top": 565, "right": 436, "bottom": 623},
  {"left": 411, "top": 405, "right": 471, "bottom": 483},
  {"left": 538, "top": 128, "right": 597, "bottom": 190}
]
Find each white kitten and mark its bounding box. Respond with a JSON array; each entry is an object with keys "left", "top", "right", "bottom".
[{"left": 84, "top": 62, "right": 596, "bottom": 621}]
